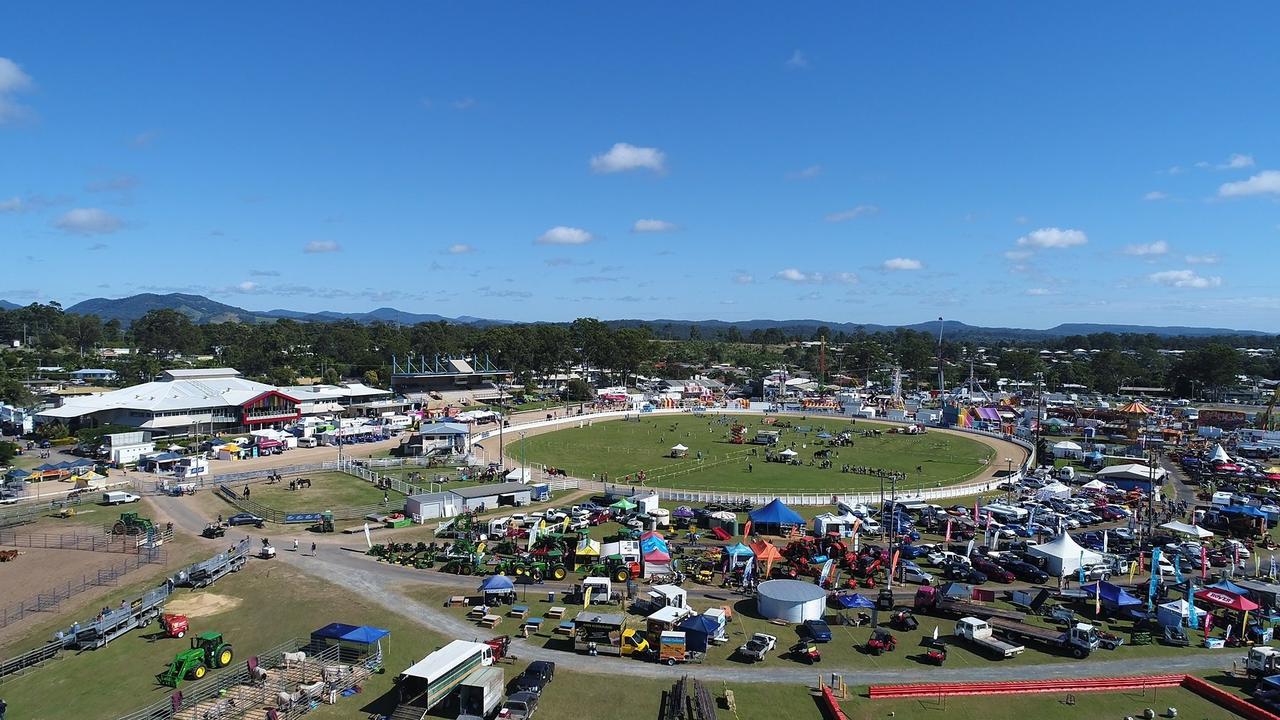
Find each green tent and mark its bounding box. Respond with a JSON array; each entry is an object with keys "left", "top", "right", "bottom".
[{"left": 610, "top": 498, "right": 638, "bottom": 511}]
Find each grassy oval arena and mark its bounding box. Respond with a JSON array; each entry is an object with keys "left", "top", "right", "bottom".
[{"left": 518, "top": 414, "right": 998, "bottom": 493}]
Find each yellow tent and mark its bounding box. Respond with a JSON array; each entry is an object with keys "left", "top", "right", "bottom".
[{"left": 574, "top": 537, "right": 601, "bottom": 570}]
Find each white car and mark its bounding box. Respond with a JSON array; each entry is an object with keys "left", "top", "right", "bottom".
[
  {"left": 897, "top": 564, "right": 935, "bottom": 585},
  {"left": 1081, "top": 563, "right": 1112, "bottom": 581},
  {"left": 1224, "top": 539, "right": 1252, "bottom": 560},
  {"left": 838, "top": 502, "right": 872, "bottom": 518},
  {"left": 927, "top": 550, "right": 971, "bottom": 567}
]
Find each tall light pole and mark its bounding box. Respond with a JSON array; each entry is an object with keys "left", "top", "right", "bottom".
[{"left": 519, "top": 431, "right": 527, "bottom": 481}]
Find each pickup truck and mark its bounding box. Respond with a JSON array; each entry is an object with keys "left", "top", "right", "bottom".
[
  {"left": 736, "top": 633, "right": 777, "bottom": 662},
  {"left": 954, "top": 617, "right": 1025, "bottom": 659},
  {"left": 500, "top": 691, "right": 539, "bottom": 720}
]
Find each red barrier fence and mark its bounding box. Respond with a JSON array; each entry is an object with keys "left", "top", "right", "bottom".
[
  {"left": 819, "top": 686, "right": 849, "bottom": 720},
  {"left": 868, "top": 674, "right": 1185, "bottom": 699},
  {"left": 1181, "top": 676, "right": 1280, "bottom": 720}
]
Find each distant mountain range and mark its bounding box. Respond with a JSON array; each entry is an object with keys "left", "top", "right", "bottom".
[
  {"left": 0, "top": 292, "right": 1270, "bottom": 339},
  {"left": 0, "top": 300, "right": 19, "bottom": 311}
]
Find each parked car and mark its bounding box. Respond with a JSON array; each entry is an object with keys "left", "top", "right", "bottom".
[
  {"left": 736, "top": 633, "right": 778, "bottom": 662},
  {"left": 227, "top": 512, "right": 264, "bottom": 527},
  {"left": 942, "top": 562, "right": 988, "bottom": 585},
  {"left": 972, "top": 558, "right": 1015, "bottom": 583},
  {"left": 501, "top": 691, "right": 539, "bottom": 720},
  {"left": 896, "top": 562, "right": 935, "bottom": 585},
  {"left": 1003, "top": 560, "right": 1050, "bottom": 584},
  {"left": 801, "top": 619, "right": 833, "bottom": 643},
  {"left": 927, "top": 550, "right": 970, "bottom": 567},
  {"left": 513, "top": 660, "right": 556, "bottom": 694}
]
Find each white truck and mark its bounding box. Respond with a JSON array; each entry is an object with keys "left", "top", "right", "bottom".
[
  {"left": 102, "top": 491, "right": 140, "bottom": 505},
  {"left": 456, "top": 665, "right": 504, "bottom": 720},
  {"left": 954, "top": 617, "right": 1025, "bottom": 659},
  {"left": 395, "top": 640, "right": 496, "bottom": 713}
]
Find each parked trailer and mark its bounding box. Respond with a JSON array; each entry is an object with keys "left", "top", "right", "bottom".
[
  {"left": 987, "top": 616, "right": 1100, "bottom": 659},
  {"left": 914, "top": 586, "right": 1026, "bottom": 622},
  {"left": 172, "top": 538, "right": 249, "bottom": 588},
  {"left": 393, "top": 640, "right": 496, "bottom": 718},
  {"left": 953, "top": 617, "right": 1025, "bottom": 659},
  {"left": 456, "top": 665, "right": 504, "bottom": 720},
  {"left": 52, "top": 585, "right": 170, "bottom": 650}
]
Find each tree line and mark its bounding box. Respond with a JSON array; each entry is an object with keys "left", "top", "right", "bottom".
[{"left": 0, "top": 303, "right": 1275, "bottom": 406}]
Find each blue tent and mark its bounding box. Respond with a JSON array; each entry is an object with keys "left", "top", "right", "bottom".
[
  {"left": 677, "top": 615, "right": 720, "bottom": 653},
  {"left": 1220, "top": 505, "right": 1267, "bottom": 518},
  {"left": 834, "top": 593, "right": 876, "bottom": 609},
  {"left": 749, "top": 499, "right": 805, "bottom": 530},
  {"left": 641, "top": 536, "right": 669, "bottom": 553},
  {"left": 67, "top": 458, "right": 94, "bottom": 468},
  {"left": 5, "top": 468, "right": 31, "bottom": 479},
  {"left": 479, "top": 574, "right": 515, "bottom": 593},
  {"left": 1209, "top": 579, "right": 1251, "bottom": 595},
  {"left": 1079, "top": 581, "right": 1142, "bottom": 607},
  {"left": 33, "top": 463, "right": 58, "bottom": 472},
  {"left": 309, "top": 623, "right": 391, "bottom": 664},
  {"left": 723, "top": 543, "right": 754, "bottom": 557}
]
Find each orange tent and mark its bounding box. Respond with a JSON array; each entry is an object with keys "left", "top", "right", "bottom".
[{"left": 749, "top": 539, "right": 783, "bottom": 576}]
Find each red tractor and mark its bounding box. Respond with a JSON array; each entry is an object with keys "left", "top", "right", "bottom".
[
  {"left": 160, "top": 614, "right": 190, "bottom": 639},
  {"left": 484, "top": 635, "right": 511, "bottom": 661}
]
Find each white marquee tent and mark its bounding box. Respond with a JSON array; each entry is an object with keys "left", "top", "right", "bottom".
[{"left": 1026, "top": 532, "right": 1104, "bottom": 577}]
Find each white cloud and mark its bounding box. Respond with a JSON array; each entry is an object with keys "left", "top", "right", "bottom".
[
  {"left": 1219, "top": 170, "right": 1280, "bottom": 198},
  {"left": 882, "top": 257, "right": 923, "bottom": 271},
  {"left": 786, "top": 165, "right": 822, "bottom": 180},
  {"left": 733, "top": 272, "right": 754, "bottom": 285},
  {"left": 589, "top": 143, "right": 666, "bottom": 174},
  {"left": 451, "top": 97, "right": 476, "bottom": 111},
  {"left": 1219, "top": 153, "right": 1254, "bottom": 170},
  {"left": 774, "top": 268, "right": 857, "bottom": 284},
  {"left": 1149, "top": 269, "right": 1222, "bottom": 289},
  {"left": 1166, "top": 165, "right": 1185, "bottom": 175},
  {"left": 825, "top": 204, "right": 879, "bottom": 222},
  {"left": 1025, "top": 288, "right": 1056, "bottom": 296},
  {"left": 1014, "top": 215, "right": 1030, "bottom": 225},
  {"left": 303, "top": 240, "right": 342, "bottom": 253},
  {"left": 236, "top": 281, "right": 258, "bottom": 292},
  {"left": 1003, "top": 250, "right": 1033, "bottom": 261},
  {"left": 633, "top": 219, "right": 678, "bottom": 233},
  {"left": 1185, "top": 254, "right": 1220, "bottom": 265},
  {"left": 1016, "top": 227, "right": 1088, "bottom": 249},
  {"left": 1123, "top": 240, "right": 1169, "bottom": 256},
  {"left": 785, "top": 50, "right": 809, "bottom": 69},
  {"left": 1143, "top": 191, "right": 1168, "bottom": 201},
  {"left": 0, "top": 57, "right": 33, "bottom": 123},
  {"left": 536, "top": 226, "right": 595, "bottom": 245},
  {"left": 447, "top": 243, "right": 475, "bottom": 254},
  {"left": 53, "top": 208, "right": 123, "bottom": 235},
  {"left": 0, "top": 196, "right": 23, "bottom": 213}
]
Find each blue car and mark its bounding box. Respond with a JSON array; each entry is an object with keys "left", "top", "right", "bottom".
[
  {"left": 898, "top": 543, "right": 929, "bottom": 559},
  {"left": 801, "top": 619, "right": 832, "bottom": 643}
]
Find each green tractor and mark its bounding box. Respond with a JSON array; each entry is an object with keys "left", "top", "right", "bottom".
[
  {"left": 157, "top": 632, "right": 234, "bottom": 687},
  {"left": 113, "top": 512, "right": 155, "bottom": 536},
  {"left": 440, "top": 556, "right": 483, "bottom": 575},
  {"left": 512, "top": 558, "right": 568, "bottom": 582},
  {"left": 579, "top": 557, "right": 633, "bottom": 583}
]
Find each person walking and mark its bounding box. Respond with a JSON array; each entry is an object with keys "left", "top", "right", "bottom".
[
  {"left": 1, "top": 696, "right": 8, "bottom": 720},
  {"left": 293, "top": 539, "right": 299, "bottom": 552},
  {"left": 311, "top": 542, "right": 317, "bottom": 556}
]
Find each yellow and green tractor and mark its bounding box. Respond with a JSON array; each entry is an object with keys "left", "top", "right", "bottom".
[{"left": 157, "top": 632, "right": 233, "bottom": 687}]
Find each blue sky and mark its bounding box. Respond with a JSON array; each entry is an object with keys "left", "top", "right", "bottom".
[{"left": 2, "top": 3, "right": 1279, "bottom": 330}]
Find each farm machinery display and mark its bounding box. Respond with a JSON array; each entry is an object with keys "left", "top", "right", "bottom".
[{"left": 157, "top": 632, "right": 234, "bottom": 687}]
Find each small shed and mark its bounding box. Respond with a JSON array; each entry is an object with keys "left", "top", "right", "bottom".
[
  {"left": 405, "top": 491, "right": 462, "bottom": 521},
  {"left": 449, "top": 482, "right": 532, "bottom": 510},
  {"left": 647, "top": 584, "right": 687, "bottom": 610}
]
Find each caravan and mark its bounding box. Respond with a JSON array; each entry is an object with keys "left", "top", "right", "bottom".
[{"left": 174, "top": 457, "right": 208, "bottom": 479}]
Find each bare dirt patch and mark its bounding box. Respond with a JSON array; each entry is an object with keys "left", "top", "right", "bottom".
[{"left": 162, "top": 593, "right": 242, "bottom": 618}]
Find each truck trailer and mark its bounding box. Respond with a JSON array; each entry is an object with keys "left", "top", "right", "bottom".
[
  {"left": 987, "top": 616, "right": 1099, "bottom": 659},
  {"left": 394, "top": 640, "right": 496, "bottom": 718},
  {"left": 456, "top": 665, "right": 504, "bottom": 720},
  {"left": 914, "top": 585, "right": 1027, "bottom": 622}
]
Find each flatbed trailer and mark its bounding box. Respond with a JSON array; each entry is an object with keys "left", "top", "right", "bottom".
[
  {"left": 987, "top": 616, "right": 1098, "bottom": 659},
  {"left": 53, "top": 585, "right": 170, "bottom": 650},
  {"left": 172, "top": 538, "right": 249, "bottom": 588},
  {"left": 914, "top": 586, "right": 1026, "bottom": 622}
]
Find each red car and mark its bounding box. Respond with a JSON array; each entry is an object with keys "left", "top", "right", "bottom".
[{"left": 972, "top": 558, "right": 1016, "bottom": 583}]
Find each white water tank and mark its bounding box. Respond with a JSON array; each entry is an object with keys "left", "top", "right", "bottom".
[{"left": 756, "top": 579, "right": 826, "bottom": 623}]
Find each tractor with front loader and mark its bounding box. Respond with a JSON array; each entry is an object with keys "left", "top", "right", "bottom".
[
  {"left": 157, "top": 632, "right": 233, "bottom": 687},
  {"left": 113, "top": 512, "right": 155, "bottom": 536}
]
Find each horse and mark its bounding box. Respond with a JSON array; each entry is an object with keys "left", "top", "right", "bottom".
[{"left": 282, "top": 651, "right": 307, "bottom": 669}]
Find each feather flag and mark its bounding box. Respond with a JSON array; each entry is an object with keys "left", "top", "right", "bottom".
[
  {"left": 944, "top": 520, "right": 952, "bottom": 544},
  {"left": 1094, "top": 580, "right": 1101, "bottom": 616},
  {"left": 583, "top": 585, "right": 592, "bottom": 609},
  {"left": 965, "top": 538, "right": 975, "bottom": 558},
  {"left": 528, "top": 521, "right": 540, "bottom": 550},
  {"left": 1148, "top": 548, "right": 1162, "bottom": 611},
  {"left": 817, "top": 559, "right": 835, "bottom": 586},
  {"left": 890, "top": 549, "right": 901, "bottom": 580},
  {"left": 742, "top": 557, "right": 754, "bottom": 584},
  {"left": 1201, "top": 546, "right": 1208, "bottom": 581},
  {"left": 1186, "top": 581, "right": 1200, "bottom": 629},
  {"left": 1256, "top": 554, "right": 1261, "bottom": 577},
  {"left": 1173, "top": 554, "right": 1183, "bottom": 584},
  {"left": 973, "top": 499, "right": 979, "bottom": 524},
  {"left": 743, "top": 520, "right": 753, "bottom": 539},
  {"left": 1270, "top": 555, "right": 1277, "bottom": 579},
  {"left": 1077, "top": 552, "right": 1086, "bottom": 586},
  {"left": 1102, "top": 530, "right": 1108, "bottom": 554},
  {"left": 1129, "top": 560, "right": 1137, "bottom": 583},
  {"left": 932, "top": 626, "right": 939, "bottom": 641}
]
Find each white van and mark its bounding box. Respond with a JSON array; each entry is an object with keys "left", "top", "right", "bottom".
[
  {"left": 297, "top": 436, "right": 318, "bottom": 449},
  {"left": 102, "top": 491, "right": 140, "bottom": 505}
]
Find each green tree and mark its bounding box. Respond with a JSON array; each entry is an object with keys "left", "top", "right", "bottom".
[
  {"left": 363, "top": 369, "right": 380, "bottom": 387},
  {"left": 564, "top": 378, "right": 593, "bottom": 401},
  {"left": 132, "top": 309, "right": 201, "bottom": 355},
  {"left": 322, "top": 367, "right": 341, "bottom": 385}
]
